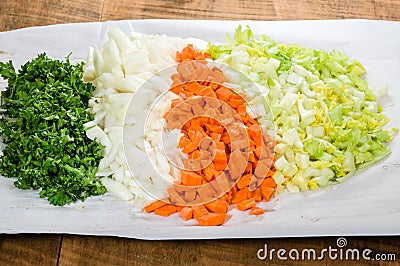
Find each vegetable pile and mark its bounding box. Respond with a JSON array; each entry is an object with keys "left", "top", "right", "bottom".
[
  {"left": 145, "top": 45, "right": 276, "bottom": 225},
  {"left": 208, "top": 26, "right": 396, "bottom": 192},
  {"left": 0, "top": 25, "right": 396, "bottom": 226},
  {"left": 0, "top": 54, "right": 105, "bottom": 205},
  {"left": 83, "top": 28, "right": 186, "bottom": 205}
]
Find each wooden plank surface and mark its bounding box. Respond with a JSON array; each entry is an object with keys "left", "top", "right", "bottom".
[
  {"left": 56, "top": 236, "right": 400, "bottom": 266},
  {"left": 0, "top": 234, "right": 62, "bottom": 266},
  {"left": 0, "top": 0, "right": 103, "bottom": 31},
  {"left": 1, "top": 0, "right": 400, "bottom": 265},
  {"left": 101, "top": 0, "right": 400, "bottom": 21},
  {"left": 1, "top": 0, "right": 400, "bottom": 32}
]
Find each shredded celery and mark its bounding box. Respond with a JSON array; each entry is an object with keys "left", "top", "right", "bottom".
[{"left": 208, "top": 26, "right": 396, "bottom": 192}]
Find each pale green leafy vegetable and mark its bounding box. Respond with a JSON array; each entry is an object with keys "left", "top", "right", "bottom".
[{"left": 208, "top": 26, "right": 396, "bottom": 192}]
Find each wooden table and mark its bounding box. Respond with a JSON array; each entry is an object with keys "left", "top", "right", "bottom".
[{"left": 0, "top": 1, "right": 399, "bottom": 265}]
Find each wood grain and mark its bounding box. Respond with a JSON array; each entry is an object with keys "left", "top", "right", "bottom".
[
  {"left": 0, "top": 234, "right": 62, "bottom": 266},
  {"left": 1, "top": 0, "right": 399, "bottom": 33},
  {"left": 0, "top": 0, "right": 103, "bottom": 32},
  {"left": 1, "top": 0, "right": 400, "bottom": 266},
  {"left": 101, "top": 0, "right": 400, "bottom": 21},
  {"left": 58, "top": 236, "right": 400, "bottom": 266}
]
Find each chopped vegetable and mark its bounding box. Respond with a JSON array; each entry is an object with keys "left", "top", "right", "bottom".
[
  {"left": 180, "top": 206, "right": 193, "bottom": 221},
  {"left": 83, "top": 28, "right": 187, "bottom": 206},
  {"left": 145, "top": 45, "right": 277, "bottom": 225},
  {"left": 208, "top": 26, "right": 396, "bottom": 192},
  {"left": 249, "top": 206, "right": 265, "bottom": 215},
  {"left": 154, "top": 204, "right": 177, "bottom": 216},
  {"left": 197, "top": 213, "right": 226, "bottom": 226},
  {"left": 0, "top": 53, "right": 106, "bottom": 206},
  {"left": 236, "top": 198, "right": 256, "bottom": 211}
]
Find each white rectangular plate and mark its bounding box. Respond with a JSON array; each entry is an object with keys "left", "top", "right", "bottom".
[{"left": 0, "top": 19, "right": 400, "bottom": 240}]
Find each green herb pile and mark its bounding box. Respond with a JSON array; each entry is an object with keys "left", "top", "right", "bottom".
[{"left": 0, "top": 53, "right": 106, "bottom": 206}]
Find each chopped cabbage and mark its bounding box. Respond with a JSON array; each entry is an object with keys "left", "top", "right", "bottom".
[{"left": 208, "top": 26, "right": 396, "bottom": 191}]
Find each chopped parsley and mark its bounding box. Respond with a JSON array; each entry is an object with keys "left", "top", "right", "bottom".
[{"left": 0, "top": 53, "right": 106, "bottom": 206}]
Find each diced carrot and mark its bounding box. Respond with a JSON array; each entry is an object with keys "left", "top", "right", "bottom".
[
  {"left": 182, "top": 143, "right": 198, "bottom": 154},
  {"left": 214, "top": 161, "right": 228, "bottom": 171},
  {"left": 181, "top": 171, "right": 203, "bottom": 186},
  {"left": 248, "top": 124, "right": 261, "bottom": 138},
  {"left": 154, "top": 204, "right": 177, "bottom": 216},
  {"left": 205, "top": 199, "right": 229, "bottom": 213},
  {"left": 203, "top": 163, "right": 217, "bottom": 182},
  {"left": 261, "top": 187, "right": 275, "bottom": 202},
  {"left": 204, "top": 123, "right": 224, "bottom": 134},
  {"left": 215, "top": 87, "right": 233, "bottom": 102},
  {"left": 218, "top": 193, "right": 230, "bottom": 203},
  {"left": 252, "top": 189, "right": 263, "bottom": 202},
  {"left": 247, "top": 116, "right": 258, "bottom": 125},
  {"left": 237, "top": 104, "right": 247, "bottom": 116},
  {"left": 199, "top": 86, "right": 217, "bottom": 98},
  {"left": 178, "top": 136, "right": 190, "bottom": 149},
  {"left": 215, "top": 141, "right": 225, "bottom": 150},
  {"left": 245, "top": 162, "right": 253, "bottom": 174},
  {"left": 144, "top": 200, "right": 167, "bottom": 213},
  {"left": 183, "top": 90, "right": 194, "bottom": 98},
  {"left": 260, "top": 177, "right": 277, "bottom": 188},
  {"left": 189, "top": 150, "right": 201, "bottom": 160},
  {"left": 236, "top": 198, "right": 256, "bottom": 211},
  {"left": 236, "top": 174, "right": 252, "bottom": 190},
  {"left": 192, "top": 205, "right": 209, "bottom": 220},
  {"left": 186, "top": 81, "right": 204, "bottom": 94},
  {"left": 209, "top": 133, "right": 221, "bottom": 142},
  {"left": 180, "top": 207, "right": 193, "bottom": 221},
  {"left": 248, "top": 151, "right": 256, "bottom": 162},
  {"left": 209, "top": 81, "right": 220, "bottom": 90},
  {"left": 151, "top": 44, "right": 278, "bottom": 226},
  {"left": 252, "top": 136, "right": 262, "bottom": 147},
  {"left": 231, "top": 188, "right": 249, "bottom": 204},
  {"left": 191, "top": 124, "right": 207, "bottom": 137},
  {"left": 240, "top": 115, "right": 249, "bottom": 124},
  {"left": 197, "top": 213, "right": 226, "bottom": 226},
  {"left": 176, "top": 51, "right": 182, "bottom": 62},
  {"left": 248, "top": 139, "right": 257, "bottom": 147},
  {"left": 229, "top": 97, "right": 245, "bottom": 108},
  {"left": 230, "top": 184, "right": 238, "bottom": 195},
  {"left": 220, "top": 134, "right": 230, "bottom": 144},
  {"left": 188, "top": 129, "right": 203, "bottom": 146},
  {"left": 249, "top": 206, "right": 265, "bottom": 215},
  {"left": 214, "top": 149, "right": 227, "bottom": 163}
]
